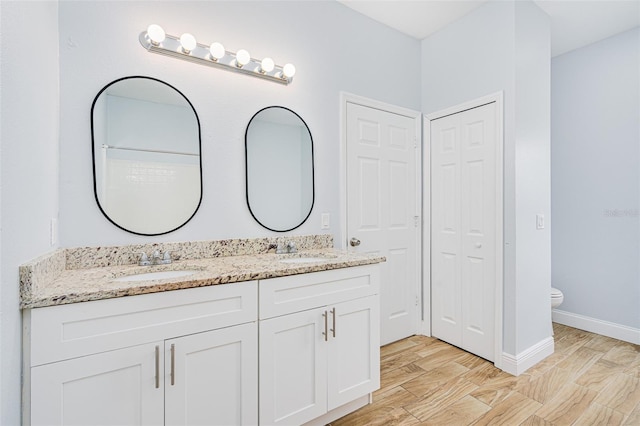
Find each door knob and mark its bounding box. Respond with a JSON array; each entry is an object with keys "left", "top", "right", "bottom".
[{"left": 350, "top": 237, "right": 361, "bottom": 247}]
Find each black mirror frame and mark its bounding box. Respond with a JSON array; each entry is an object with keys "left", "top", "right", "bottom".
[
  {"left": 245, "top": 106, "right": 315, "bottom": 232},
  {"left": 90, "top": 76, "right": 203, "bottom": 236}
]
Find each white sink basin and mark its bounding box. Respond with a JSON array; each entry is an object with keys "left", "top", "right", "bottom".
[
  {"left": 279, "top": 257, "right": 330, "bottom": 264},
  {"left": 113, "top": 270, "right": 200, "bottom": 282}
]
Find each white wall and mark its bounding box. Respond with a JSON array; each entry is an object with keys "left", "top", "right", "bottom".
[
  {"left": 513, "top": 0, "right": 552, "bottom": 352},
  {"left": 106, "top": 95, "right": 199, "bottom": 157},
  {"left": 0, "top": 2, "right": 60, "bottom": 424},
  {"left": 57, "top": 0, "right": 421, "bottom": 247},
  {"left": 422, "top": 0, "right": 552, "bottom": 356},
  {"left": 551, "top": 27, "right": 640, "bottom": 330}
]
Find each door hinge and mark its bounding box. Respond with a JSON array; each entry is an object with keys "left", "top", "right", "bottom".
[
  {"left": 414, "top": 216, "right": 419, "bottom": 228},
  {"left": 415, "top": 295, "right": 420, "bottom": 307}
]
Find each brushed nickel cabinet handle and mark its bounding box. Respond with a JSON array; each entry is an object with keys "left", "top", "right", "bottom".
[
  {"left": 331, "top": 307, "right": 337, "bottom": 338},
  {"left": 154, "top": 345, "right": 160, "bottom": 389},
  {"left": 170, "top": 344, "right": 176, "bottom": 386},
  {"left": 322, "top": 311, "right": 328, "bottom": 342}
]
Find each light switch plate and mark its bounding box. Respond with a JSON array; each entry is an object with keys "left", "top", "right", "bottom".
[
  {"left": 536, "top": 214, "right": 544, "bottom": 230},
  {"left": 321, "top": 213, "right": 330, "bottom": 230}
]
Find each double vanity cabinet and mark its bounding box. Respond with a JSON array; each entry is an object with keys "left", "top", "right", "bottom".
[{"left": 22, "top": 249, "right": 381, "bottom": 426}]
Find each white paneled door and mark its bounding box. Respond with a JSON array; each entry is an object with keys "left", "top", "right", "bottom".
[
  {"left": 346, "top": 101, "right": 420, "bottom": 345},
  {"left": 431, "top": 102, "right": 497, "bottom": 361}
]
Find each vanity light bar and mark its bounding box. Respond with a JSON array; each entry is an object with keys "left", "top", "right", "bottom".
[{"left": 139, "top": 25, "right": 296, "bottom": 85}]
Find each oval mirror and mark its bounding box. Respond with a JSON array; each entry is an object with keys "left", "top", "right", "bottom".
[
  {"left": 245, "top": 106, "right": 314, "bottom": 232},
  {"left": 91, "top": 76, "right": 202, "bottom": 235}
]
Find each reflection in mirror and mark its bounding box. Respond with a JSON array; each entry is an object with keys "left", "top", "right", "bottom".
[
  {"left": 245, "top": 106, "right": 314, "bottom": 232},
  {"left": 91, "top": 76, "right": 202, "bottom": 235}
]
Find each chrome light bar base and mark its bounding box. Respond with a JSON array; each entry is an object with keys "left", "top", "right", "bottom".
[{"left": 139, "top": 32, "right": 293, "bottom": 85}]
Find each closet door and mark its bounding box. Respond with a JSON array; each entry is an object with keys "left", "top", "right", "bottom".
[
  {"left": 430, "top": 111, "right": 463, "bottom": 348},
  {"left": 431, "top": 102, "right": 496, "bottom": 361}
]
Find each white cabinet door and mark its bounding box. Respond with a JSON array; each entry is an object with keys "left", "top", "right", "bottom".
[
  {"left": 165, "top": 323, "right": 258, "bottom": 426},
  {"left": 30, "top": 343, "right": 164, "bottom": 426},
  {"left": 259, "top": 308, "right": 328, "bottom": 425},
  {"left": 327, "top": 295, "right": 380, "bottom": 410}
]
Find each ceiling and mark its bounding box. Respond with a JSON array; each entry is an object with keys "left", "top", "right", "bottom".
[{"left": 338, "top": 0, "right": 640, "bottom": 57}]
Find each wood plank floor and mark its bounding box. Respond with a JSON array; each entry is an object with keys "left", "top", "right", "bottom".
[{"left": 333, "top": 323, "right": 640, "bottom": 425}]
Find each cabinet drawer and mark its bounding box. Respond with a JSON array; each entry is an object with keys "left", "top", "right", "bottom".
[
  {"left": 26, "top": 281, "right": 257, "bottom": 367},
  {"left": 259, "top": 265, "right": 379, "bottom": 319}
]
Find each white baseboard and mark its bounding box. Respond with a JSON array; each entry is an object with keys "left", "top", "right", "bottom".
[
  {"left": 501, "top": 337, "right": 555, "bottom": 376},
  {"left": 552, "top": 309, "right": 640, "bottom": 345}
]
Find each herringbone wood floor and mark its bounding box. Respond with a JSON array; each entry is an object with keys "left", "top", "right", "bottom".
[{"left": 333, "top": 323, "right": 640, "bottom": 425}]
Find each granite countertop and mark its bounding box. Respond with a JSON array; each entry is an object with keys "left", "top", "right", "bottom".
[{"left": 21, "top": 246, "right": 385, "bottom": 309}]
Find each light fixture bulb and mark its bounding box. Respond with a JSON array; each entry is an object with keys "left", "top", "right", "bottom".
[
  {"left": 282, "top": 63, "right": 296, "bottom": 79},
  {"left": 260, "top": 57, "right": 275, "bottom": 73},
  {"left": 179, "top": 33, "right": 197, "bottom": 53},
  {"left": 147, "top": 24, "right": 165, "bottom": 45},
  {"left": 236, "top": 49, "right": 251, "bottom": 67},
  {"left": 209, "top": 42, "right": 225, "bottom": 61}
]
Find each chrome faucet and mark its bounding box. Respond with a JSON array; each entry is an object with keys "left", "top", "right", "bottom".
[
  {"left": 139, "top": 250, "right": 172, "bottom": 266},
  {"left": 139, "top": 252, "right": 151, "bottom": 266},
  {"left": 275, "top": 241, "right": 297, "bottom": 254}
]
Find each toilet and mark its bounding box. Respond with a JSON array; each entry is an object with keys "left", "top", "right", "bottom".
[{"left": 551, "top": 287, "right": 564, "bottom": 309}]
